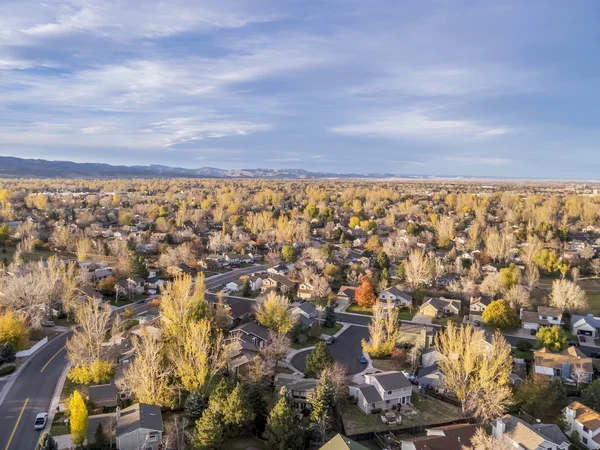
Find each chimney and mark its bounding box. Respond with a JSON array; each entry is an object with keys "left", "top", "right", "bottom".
[
  {"left": 115, "top": 406, "right": 121, "bottom": 422},
  {"left": 493, "top": 417, "right": 506, "bottom": 440}
]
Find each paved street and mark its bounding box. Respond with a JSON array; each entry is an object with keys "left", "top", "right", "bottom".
[
  {"left": 204, "top": 265, "right": 266, "bottom": 289},
  {"left": 290, "top": 325, "right": 370, "bottom": 375},
  {"left": 0, "top": 331, "right": 71, "bottom": 450}
]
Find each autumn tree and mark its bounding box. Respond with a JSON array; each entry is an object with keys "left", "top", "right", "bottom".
[
  {"left": 0, "top": 311, "right": 29, "bottom": 350},
  {"left": 404, "top": 249, "right": 434, "bottom": 288},
  {"left": 362, "top": 299, "right": 398, "bottom": 358},
  {"left": 549, "top": 279, "right": 588, "bottom": 313},
  {"left": 436, "top": 323, "right": 512, "bottom": 419},
  {"left": 536, "top": 326, "right": 568, "bottom": 352},
  {"left": 462, "top": 428, "right": 513, "bottom": 450},
  {"left": 355, "top": 276, "right": 376, "bottom": 308},
  {"left": 255, "top": 291, "right": 295, "bottom": 335},
  {"left": 481, "top": 299, "right": 520, "bottom": 329},
  {"left": 69, "top": 390, "right": 88, "bottom": 446},
  {"left": 160, "top": 273, "right": 208, "bottom": 341},
  {"left": 504, "top": 285, "right": 531, "bottom": 309},
  {"left": 515, "top": 374, "right": 567, "bottom": 421},
  {"left": 435, "top": 215, "right": 455, "bottom": 248}
]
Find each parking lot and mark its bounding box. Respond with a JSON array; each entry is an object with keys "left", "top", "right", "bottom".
[{"left": 290, "top": 325, "right": 369, "bottom": 375}]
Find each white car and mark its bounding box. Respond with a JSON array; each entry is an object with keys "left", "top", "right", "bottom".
[{"left": 34, "top": 413, "right": 48, "bottom": 430}]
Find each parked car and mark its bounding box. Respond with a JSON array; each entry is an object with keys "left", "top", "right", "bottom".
[
  {"left": 326, "top": 336, "right": 336, "bottom": 345},
  {"left": 359, "top": 356, "right": 367, "bottom": 364},
  {"left": 34, "top": 413, "right": 48, "bottom": 430},
  {"left": 568, "top": 341, "right": 580, "bottom": 347},
  {"left": 530, "top": 329, "right": 537, "bottom": 336},
  {"left": 590, "top": 352, "right": 600, "bottom": 359},
  {"left": 473, "top": 320, "right": 481, "bottom": 327}
]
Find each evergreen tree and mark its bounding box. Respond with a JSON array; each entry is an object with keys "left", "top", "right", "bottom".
[
  {"left": 0, "top": 342, "right": 16, "bottom": 364},
  {"left": 264, "top": 396, "right": 304, "bottom": 450},
  {"left": 222, "top": 383, "right": 254, "bottom": 437},
  {"left": 247, "top": 384, "right": 268, "bottom": 437},
  {"left": 130, "top": 255, "right": 149, "bottom": 278},
  {"left": 380, "top": 268, "right": 391, "bottom": 289},
  {"left": 310, "top": 373, "right": 335, "bottom": 423},
  {"left": 35, "top": 434, "right": 58, "bottom": 450},
  {"left": 242, "top": 278, "right": 252, "bottom": 297},
  {"left": 184, "top": 390, "right": 208, "bottom": 421},
  {"left": 377, "top": 251, "right": 390, "bottom": 269},
  {"left": 193, "top": 407, "right": 224, "bottom": 450},
  {"left": 321, "top": 244, "right": 335, "bottom": 261},
  {"left": 68, "top": 390, "right": 88, "bottom": 446},
  {"left": 323, "top": 302, "right": 337, "bottom": 329},
  {"left": 304, "top": 341, "right": 333, "bottom": 378},
  {"left": 94, "top": 423, "right": 108, "bottom": 448}
]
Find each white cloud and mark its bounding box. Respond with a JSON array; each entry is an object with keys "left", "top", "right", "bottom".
[
  {"left": 443, "top": 156, "right": 511, "bottom": 166},
  {"left": 330, "top": 111, "right": 509, "bottom": 140}
]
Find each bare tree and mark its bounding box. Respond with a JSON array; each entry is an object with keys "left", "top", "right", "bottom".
[
  {"left": 163, "top": 416, "right": 191, "bottom": 450},
  {"left": 262, "top": 332, "right": 291, "bottom": 370},
  {"left": 404, "top": 249, "right": 434, "bottom": 288},
  {"left": 525, "top": 264, "right": 540, "bottom": 290},
  {"left": 572, "top": 364, "right": 589, "bottom": 389},
  {"left": 462, "top": 428, "right": 513, "bottom": 450},
  {"left": 504, "top": 285, "right": 531, "bottom": 309},
  {"left": 66, "top": 300, "right": 112, "bottom": 365},
  {"left": 549, "top": 278, "right": 588, "bottom": 313},
  {"left": 321, "top": 362, "right": 348, "bottom": 407}
]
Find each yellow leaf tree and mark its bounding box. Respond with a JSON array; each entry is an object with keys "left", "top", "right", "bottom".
[
  {"left": 69, "top": 390, "right": 88, "bottom": 446},
  {"left": 254, "top": 291, "right": 295, "bottom": 335},
  {"left": 0, "top": 311, "right": 29, "bottom": 350}
]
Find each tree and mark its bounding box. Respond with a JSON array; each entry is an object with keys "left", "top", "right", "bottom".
[
  {"left": 193, "top": 407, "right": 224, "bottom": 450},
  {"left": 479, "top": 273, "right": 505, "bottom": 298},
  {"left": 94, "top": 423, "right": 109, "bottom": 449},
  {"left": 68, "top": 359, "right": 114, "bottom": 385},
  {"left": 462, "top": 428, "right": 513, "bottom": 450},
  {"left": 304, "top": 341, "right": 333, "bottom": 378},
  {"left": 362, "top": 299, "right": 398, "bottom": 358},
  {"left": 582, "top": 379, "right": 600, "bottom": 410},
  {"left": 481, "top": 299, "right": 520, "bottom": 329},
  {"left": 255, "top": 291, "right": 295, "bottom": 335},
  {"left": 160, "top": 273, "right": 208, "bottom": 342},
  {"left": 68, "top": 390, "right": 88, "bottom": 446},
  {"left": 130, "top": 256, "right": 149, "bottom": 278},
  {"left": 516, "top": 374, "right": 566, "bottom": 421},
  {"left": 499, "top": 264, "right": 520, "bottom": 289},
  {"left": 97, "top": 275, "right": 118, "bottom": 295},
  {"left": 321, "top": 243, "right": 335, "bottom": 261},
  {"left": 0, "top": 342, "right": 16, "bottom": 364},
  {"left": 282, "top": 245, "right": 296, "bottom": 263},
  {"left": 310, "top": 373, "right": 335, "bottom": 423},
  {"left": 435, "top": 216, "right": 455, "bottom": 248},
  {"left": 404, "top": 249, "right": 434, "bottom": 288},
  {"left": 549, "top": 279, "right": 588, "bottom": 313},
  {"left": 323, "top": 301, "right": 337, "bottom": 328},
  {"left": 0, "top": 224, "right": 9, "bottom": 242},
  {"left": 355, "top": 276, "right": 376, "bottom": 308},
  {"left": 222, "top": 383, "right": 254, "bottom": 437},
  {"left": 241, "top": 278, "right": 251, "bottom": 297},
  {"left": 264, "top": 396, "right": 304, "bottom": 450},
  {"left": 365, "top": 235, "right": 382, "bottom": 253},
  {"left": 536, "top": 326, "right": 568, "bottom": 352},
  {"left": 246, "top": 383, "right": 268, "bottom": 437},
  {"left": 35, "top": 433, "right": 58, "bottom": 450},
  {"left": 66, "top": 300, "right": 111, "bottom": 366},
  {"left": 184, "top": 390, "right": 208, "bottom": 421},
  {"left": 436, "top": 324, "right": 512, "bottom": 418},
  {"left": 504, "top": 285, "right": 531, "bottom": 309},
  {"left": 377, "top": 251, "right": 390, "bottom": 270},
  {"left": 0, "top": 311, "right": 29, "bottom": 350}
]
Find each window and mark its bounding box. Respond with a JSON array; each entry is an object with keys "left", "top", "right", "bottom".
[
  {"left": 147, "top": 433, "right": 157, "bottom": 442},
  {"left": 386, "top": 400, "right": 390, "bottom": 404},
  {"left": 583, "top": 426, "right": 590, "bottom": 433},
  {"left": 120, "top": 393, "right": 127, "bottom": 399},
  {"left": 388, "top": 391, "right": 392, "bottom": 395},
  {"left": 583, "top": 437, "right": 588, "bottom": 445},
  {"left": 372, "top": 403, "right": 375, "bottom": 408}
]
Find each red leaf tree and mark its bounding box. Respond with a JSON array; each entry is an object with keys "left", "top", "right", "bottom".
[{"left": 355, "top": 276, "right": 376, "bottom": 308}]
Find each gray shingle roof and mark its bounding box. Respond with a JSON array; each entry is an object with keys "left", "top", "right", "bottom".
[
  {"left": 356, "top": 384, "right": 382, "bottom": 403},
  {"left": 88, "top": 383, "right": 118, "bottom": 401},
  {"left": 371, "top": 371, "right": 412, "bottom": 391},
  {"left": 116, "top": 403, "right": 162, "bottom": 436}
]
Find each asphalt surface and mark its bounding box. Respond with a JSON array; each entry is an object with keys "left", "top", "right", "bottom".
[
  {"left": 0, "top": 331, "right": 71, "bottom": 450},
  {"left": 204, "top": 265, "right": 266, "bottom": 289},
  {"left": 290, "top": 325, "right": 370, "bottom": 375}
]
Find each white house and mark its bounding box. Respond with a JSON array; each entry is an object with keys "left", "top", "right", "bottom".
[
  {"left": 378, "top": 287, "right": 413, "bottom": 307},
  {"left": 572, "top": 314, "right": 600, "bottom": 338},
  {"left": 298, "top": 281, "right": 315, "bottom": 300},
  {"left": 289, "top": 302, "right": 318, "bottom": 328},
  {"left": 492, "top": 415, "right": 569, "bottom": 450},
  {"left": 349, "top": 371, "right": 412, "bottom": 414},
  {"left": 401, "top": 424, "right": 479, "bottom": 450},
  {"left": 469, "top": 296, "right": 491, "bottom": 313},
  {"left": 564, "top": 401, "right": 600, "bottom": 449},
  {"left": 116, "top": 403, "right": 163, "bottom": 450},
  {"left": 521, "top": 306, "right": 563, "bottom": 331}
]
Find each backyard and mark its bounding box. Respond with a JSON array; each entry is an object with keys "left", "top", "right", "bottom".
[{"left": 533, "top": 276, "right": 600, "bottom": 314}]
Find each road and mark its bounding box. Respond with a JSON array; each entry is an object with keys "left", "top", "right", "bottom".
[
  {"left": 204, "top": 265, "right": 266, "bottom": 289},
  {"left": 0, "top": 331, "right": 71, "bottom": 450}
]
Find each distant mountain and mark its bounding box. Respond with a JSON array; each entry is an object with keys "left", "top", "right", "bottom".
[{"left": 0, "top": 156, "right": 415, "bottom": 179}]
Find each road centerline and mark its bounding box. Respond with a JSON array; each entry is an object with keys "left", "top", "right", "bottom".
[
  {"left": 40, "top": 346, "right": 65, "bottom": 373},
  {"left": 5, "top": 398, "right": 29, "bottom": 450}
]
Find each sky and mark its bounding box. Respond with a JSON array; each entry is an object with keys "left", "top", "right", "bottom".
[{"left": 0, "top": 1, "right": 600, "bottom": 178}]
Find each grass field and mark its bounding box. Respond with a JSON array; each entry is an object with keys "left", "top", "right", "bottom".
[
  {"left": 290, "top": 335, "right": 322, "bottom": 350},
  {"left": 346, "top": 304, "right": 373, "bottom": 315},
  {"left": 0, "top": 246, "right": 73, "bottom": 265},
  {"left": 533, "top": 276, "right": 600, "bottom": 314},
  {"left": 397, "top": 307, "right": 415, "bottom": 321}
]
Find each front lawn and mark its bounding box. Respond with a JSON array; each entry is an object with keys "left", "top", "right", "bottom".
[
  {"left": 50, "top": 412, "right": 69, "bottom": 436},
  {"left": 372, "top": 358, "right": 411, "bottom": 372},
  {"left": 346, "top": 304, "right": 373, "bottom": 315},
  {"left": 290, "top": 336, "right": 322, "bottom": 350},
  {"left": 397, "top": 307, "right": 415, "bottom": 321},
  {"left": 316, "top": 323, "right": 343, "bottom": 336},
  {"left": 433, "top": 315, "right": 464, "bottom": 327},
  {"left": 60, "top": 377, "right": 89, "bottom": 403},
  {"left": 276, "top": 367, "right": 294, "bottom": 374},
  {"left": 512, "top": 350, "right": 534, "bottom": 361}
]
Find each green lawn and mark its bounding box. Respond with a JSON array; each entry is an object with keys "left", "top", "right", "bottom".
[
  {"left": 60, "top": 377, "right": 88, "bottom": 403},
  {"left": 512, "top": 350, "right": 534, "bottom": 361},
  {"left": 108, "top": 297, "right": 137, "bottom": 307},
  {"left": 317, "top": 323, "right": 343, "bottom": 336},
  {"left": 50, "top": 412, "right": 69, "bottom": 436},
  {"left": 433, "top": 315, "right": 464, "bottom": 327},
  {"left": 397, "top": 307, "right": 415, "bottom": 321},
  {"left": 276, "top": 367, "right": 294, "bottom": 374},
  {"left": 290, "top": 336, "right": 322, "bottom": 350},
  {"left": 346, "top": 304, "right": 373, "bottom": 315},
  {"left": 229, "top": 437, "right": 267, "bottom": 450}
]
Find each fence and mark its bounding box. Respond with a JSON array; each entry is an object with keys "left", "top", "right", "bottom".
[{"left": 16, "top": 337, "right": 48, "bottom": 357}]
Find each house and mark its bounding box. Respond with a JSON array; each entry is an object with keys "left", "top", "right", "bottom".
[
  {"left": 564, "top": 401, "right": 600, "bottom": 449},
  {"left": 166, "top": 263, "right": 194, "bottom": 277},
  {"left": 86, "top": 403, "right": 163, "bottom": 450},
  {"left": 398, "top": 324, "right": 436, "bottom": 348},
  {"left": 267, "top": 264, "right": 290, "bottom": 275},
  {"left": 481, "top": 264, "right": 498, "bottom": 274},
  {"left": 225, "top": 280, "right": 244, "bottom": 292},
  {"left": 521, "top": 306, "right": 563, "bottom": 331},
  {"left": 144, "top": 277, "right": 165, "bottom": 292},
  {"left": 492, "top": 414, "right": 569, "bottom": 450},
  {"left": 289, "top": 302, "right": 318, "bottom": 328},
  {"left": 243, "top": 275, "right": 264, "bottom": 291},
  {"left": 319, "top": 434, "right": 370, "bottom": 450},
  {"left": 416, "top": 363, "right": 443, "bottom": 390},
  {"left": 533, "top": 347, "right": 593, "bottom": 384},
  {"left": 469, "top": 296, "right": 491, "bottom": 313},
  {"left": 261, "top": 274, "right": 296, "bottom": 294},
  {"left": 337, "top": 286, "right": 357, "bottom": 302},
  {"left": 400, "top": 424, "right": 479, "bottom": 450},
  {"left": 421, "top": 347, "right": 443, "bottom": 368},
  {"left": 349, "top": 371, "right": 413, "bottom": 414},
  {"left": 378, "top": 287, "right": 413, "bottom": 307},
  {"left": 572, "top": 314, "right": 600, "bottom": 338},
  {"left": 419, "top": 297, "right": 461, "bottom": 317},
  {"left": 88, "top": 383, "right": 121, "bottom": 408},
  {"left": 79, "top": 285, "right": 104, "bottom": 305},
  {"left": 116, "top": 403, "right": 163, "bottom": 450},
  {"left": 115, "top": 277, "right": 144, "bottom": 299},
  {"left": 275, "top": 374, "right": 318, "bottom": 412},
  {"left": 298, "top": 281, "right": 315, "bottom": 300},
  {"left": 229, "top": 322, "right": 271, "bottom": 350}
]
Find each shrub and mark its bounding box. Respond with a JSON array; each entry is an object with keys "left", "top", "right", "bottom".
[
  {"left": 0, "top": 342, "right": 16, "bottom": 364},
  {"left": 67, "top": 360, "right": 114, "bottom": 385},
  {"left": 0, "top": 365, "right": 16, "bottom": 376},
  {"left": 516, "top": 339, "right": 533, "bottom": 352}
]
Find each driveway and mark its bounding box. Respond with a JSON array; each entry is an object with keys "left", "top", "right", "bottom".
[
  {"left": 411, "top": 314, "right": 433, "bottom": 325},
  {"left": 290, "top": 326, "right": 369, "bottom": 375}
]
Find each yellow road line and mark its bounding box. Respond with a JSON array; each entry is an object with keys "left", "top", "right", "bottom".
[
  {"left": 4, "top": 398, "right": 28, "bottom": 450},
  {"left": 40, "top": 346, "right": 65, "bottom": 373}
]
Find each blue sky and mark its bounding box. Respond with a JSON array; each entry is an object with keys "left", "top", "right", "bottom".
[{"left": 0, "top": 1, "right": 599, "bottom": 178}]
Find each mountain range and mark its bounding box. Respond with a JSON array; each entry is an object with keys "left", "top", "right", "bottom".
[{"left": 0, "top": 156, "right": 421, "bottom": 179}]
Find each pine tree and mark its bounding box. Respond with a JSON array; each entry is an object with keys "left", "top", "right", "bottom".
[
  {"left": 264, "top": 396, "right": 304, "bottom": 450},
  {"left": 222, "top": 383, "right": 254, "bottom": 437},
  {"left": 242, "top": 278, "right": 251, "bottom": 297},
  {"left": 68, "top": 390, "right": 88, "bottom": 446},
  {"left": 247, "top": 384, "right": 268, "bottom": 437},
  {"left": 324, "top": 302, "right": 336, "bottom": 329},
  {"left": 377, "top": 251, "right": 390, "bottom": 269},
  {"left": 130, "top": 256, "right": 149, "bottom": 278},
  {"left": 94, "top": 423, "right": 108, "bottom": 448},
  {"left": 310, "top": 373, "right": 335, "bottom": 423},
  {"left": 304, "top": 341, "right": 333, "bottom": 378},
  {"left": 193, "top": 407, "right": 224, "bottom": 450},
  {"left": 35, "top": 434, "right": 58, "bottom": 450},
  {"left": 380, "top": 268, "right": 391, "bottom": 288},
  {"left": 184, "top": 390, "right": 208, "bottom": 421}
]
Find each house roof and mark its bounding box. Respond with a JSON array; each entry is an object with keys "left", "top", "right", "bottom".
[
  {"left": 572, "top": 314, "right": 600, "bottom": 329},
  {"left": 538, "top": 306, "right": 562, "bottom": 318},
  {"left": 494, "top": 415, "right": 568, "bottom": 449},
  {"left": 370, "top": 371, "right": 412, "bottom": 391},
  {"left": 381, "top": 286, "right": 412, "bottom": 300},
  {"left": 87, "top": 413, "right": 115, "bottom": 438},
  {"left": 319, "top": 434, "right": 370, "bottom": 450},
  {"left": 567, "top": 401, "right": 600, "bottom": 430},
  {"left": 403, "top": 424, "right": 479, "bottom": 450},
  {"left": 417, "top": 363, "right": 441, "bottom": 378},
  {"left": 267, "top": 273, "right": 296, "bottom": 287},
  {"left": 231, "top": 322, "right": 270, "bottom": 341},
  {"left": 530, "top": 423, "right": 570, "bottom": 446},
  {"left": 337, "top": 286, "right": 357, "bottom": 297},
  {"left": 356, "top": 384, "right": 382, "bottom": 403},
  {"left": 88, "top": 383, "right": 118, "bottom": 400},
  {"left": 534, "top": 347, "right": 593, "bottom": 372},
  {"left": 421, "top": 297, "right": 461, "bottom": 312},
  {"left": 294, "top": 302, "right": 316, "bottom": 315},
  {"left": 116, "top": 403, "right": 162, "bottom": 436}
]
